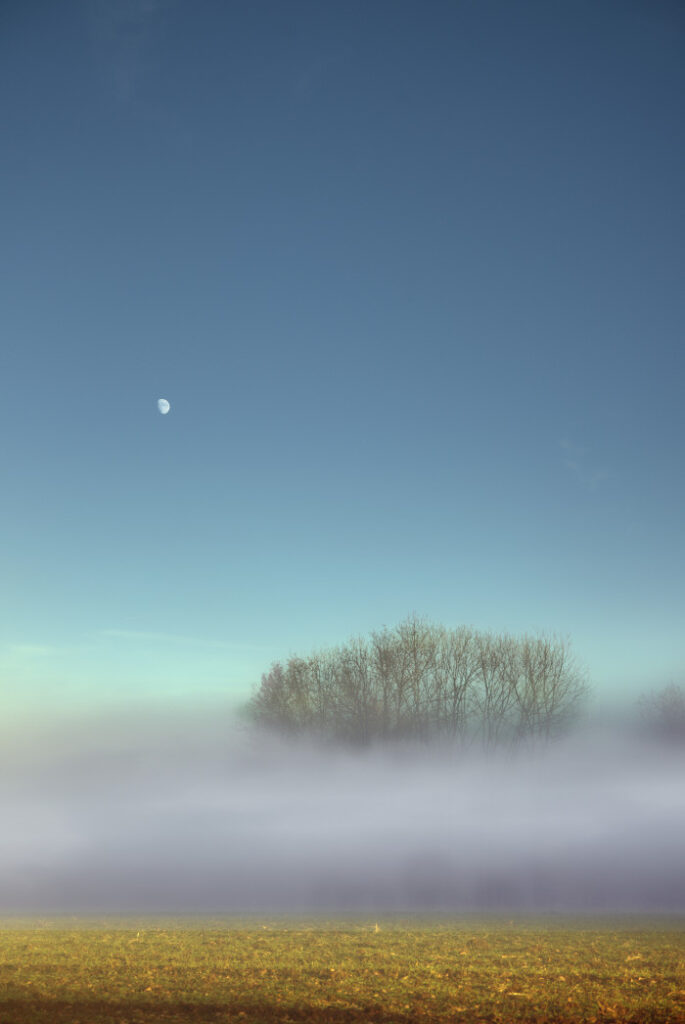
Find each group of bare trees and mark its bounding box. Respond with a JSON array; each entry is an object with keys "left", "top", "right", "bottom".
[{"left": 247, "top": 616, "right": 589, "bottom": 748}]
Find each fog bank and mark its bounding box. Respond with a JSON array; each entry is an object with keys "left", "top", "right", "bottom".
[{"left": 1, "top": 707, "right": 683, "bottom": 913}]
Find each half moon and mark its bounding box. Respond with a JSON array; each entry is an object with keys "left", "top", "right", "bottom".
[{"left": 157, "top": 398, "right": 170, "bottom": 415}]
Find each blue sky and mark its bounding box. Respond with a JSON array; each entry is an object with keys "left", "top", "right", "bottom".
[{"left": 1, "top": 0, "right": 684, "bottom": 719}]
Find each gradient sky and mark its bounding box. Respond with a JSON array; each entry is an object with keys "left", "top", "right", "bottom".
[{"left": 2, "top": 0, "right": 684, "bottom": 721}]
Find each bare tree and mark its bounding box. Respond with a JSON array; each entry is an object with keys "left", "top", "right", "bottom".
[
  {"left": 369, "top": 625, "right": 401, "bottom": 739},
  {"left": 470, "top": 633, "right": 520, "bottom": 748},
  {"left": 394, "top": 615, "right": 439, "bottom": 739},
  {"left": 246, "top": 617, "right": 589, "bottom": 749},
  {"left": 515, "top": 635, "right": 588, "bottom": 742},
  {"left": 638, "top": 683, "right": 685, "bottom": 744},
  {"left": 330, "top": 637, "right": 379, "bottom": 745},
  {"left": 431, "top": 626, "right": 478, "bottom": 741},
  {"left": 308, "top": 649, "right": 334, "bottom": 734},
  {"left": 248, "top": 662, "right": 298, "bottom": 735}
]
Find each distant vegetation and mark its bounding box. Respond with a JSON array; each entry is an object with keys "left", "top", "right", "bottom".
[
  {"left": 637, "top": 682, "right": 685, "bottom": 744},
  {"left": 246, "top": 616, "right": 589, "bottom": 748}
]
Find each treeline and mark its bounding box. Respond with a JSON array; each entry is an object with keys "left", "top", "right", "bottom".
[
  {"left": 638, "top": 683, "right": 685, "bottom": 743},
  {"left": 247, "top": 616, "right": 588, "bottom": 747}
]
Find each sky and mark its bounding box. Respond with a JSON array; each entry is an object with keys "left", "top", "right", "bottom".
[{"left": 2, "top": 0, "right": 685, "bottom": 723}]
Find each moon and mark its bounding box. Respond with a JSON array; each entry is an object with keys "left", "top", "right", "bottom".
[{"left": 157, "top": 398, "right": 170, "bottom": 415}]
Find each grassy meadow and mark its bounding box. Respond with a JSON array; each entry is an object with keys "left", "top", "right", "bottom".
[{"left": 0, "top": 916, "right": 684, "bottom": 1023}]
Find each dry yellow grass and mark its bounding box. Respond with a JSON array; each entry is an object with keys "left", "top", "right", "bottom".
[{"left": 0, "top": 916, "right": 684, "bottom": 1022}]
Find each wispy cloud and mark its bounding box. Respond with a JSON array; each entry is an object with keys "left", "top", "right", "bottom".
[
  {"left": 560, "top": 439, "right": 608, "bottom": 490},
  {"left": 99, "top": 629, "right": 270, "bottom": 653},
  {"left": 4, "top": 643, "right": 61, "bottom": 660}
]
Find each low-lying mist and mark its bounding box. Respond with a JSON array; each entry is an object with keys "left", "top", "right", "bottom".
[{"left": 1, "top": 705, "right": 683, "bottom": 914}]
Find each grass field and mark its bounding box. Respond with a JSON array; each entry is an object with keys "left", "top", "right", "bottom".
[{"left": 1, "top": 916, "right": 684, "bottom": 1023}]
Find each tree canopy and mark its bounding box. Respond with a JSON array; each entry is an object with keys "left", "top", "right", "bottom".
[{"left": 246, "top": 616, "right": 588, "bottom": 748}]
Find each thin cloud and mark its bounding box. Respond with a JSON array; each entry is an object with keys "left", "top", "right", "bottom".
[
  {"left": 1, "top": 643, "right": 63, "bottom": 663},
  {"left": 98, "top": 629, "right": 270, "bottom": 653}
]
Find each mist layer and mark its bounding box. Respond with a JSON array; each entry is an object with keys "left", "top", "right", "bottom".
[{"left": 1, "top": 708, "right": 683, "bottom": 913}]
